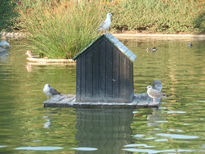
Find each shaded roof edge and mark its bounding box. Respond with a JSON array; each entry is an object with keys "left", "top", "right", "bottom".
[{"left": 73, "top": 33, "right": 137, "bottom": 61}]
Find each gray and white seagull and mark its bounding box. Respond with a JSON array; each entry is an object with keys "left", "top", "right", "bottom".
[
  {"left": 98, "top": 13, "right": 112, "bottom": 31},
  {"left": 153, "top": 80, "right": 162, "bottom": 92},
  {"left": 147, "top": 85, "right": 166, "bottom": 102},
  {"left": 43, "top": 83, "right": 61, "bottom": 97}
]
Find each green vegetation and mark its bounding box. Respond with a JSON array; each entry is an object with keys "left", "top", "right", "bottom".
[
  {"left": 110, "top": 0, "right": 205, "bottom": 33},
  {"left": 17, "top": 0, "right": 105, "bottom": 58},
  {"left": 0, "top": 0, "right": 18, "bottom": 31},
  {"left": 1, "top": 0, "right": 205, "bottom": 58}
]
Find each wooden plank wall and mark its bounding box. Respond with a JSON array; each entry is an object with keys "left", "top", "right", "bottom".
[{"left": 76, "top": 37, "right": 134, "bottom": 102}]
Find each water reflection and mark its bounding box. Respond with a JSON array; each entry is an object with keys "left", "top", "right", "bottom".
[
  {"left": 26, "top": 62, "right": 76, "bottom": 72},
  {"left": 0, "top": 39, "right": 205, "bottom": 153},
  {"left": 75, "top": 108, "right": 133, "bottom": 154},
  {"left": 43, "top": 115, "right": 51, "bottom": 129},
  {"left": 147, "top": 108, "right": 163, "bottom": 127},
  {"left": 15, "top": 146, "right": 64, "bottom": 150},
  {"left": 0, "top": 48, "right": 9, "bottom": 61}
]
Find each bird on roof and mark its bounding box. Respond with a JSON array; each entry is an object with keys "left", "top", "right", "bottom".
[
  {"left": 98, "top": 13, "right": 112, "bottom": 31},
  {"left": 147, "top": 85, "right": 166, "bottom": 102},
  {"left": 43, "top": 84, "right": 61, "bottom": 97},
  {"left": 0, "top": 40, "right": 10, "bottom": 48}
]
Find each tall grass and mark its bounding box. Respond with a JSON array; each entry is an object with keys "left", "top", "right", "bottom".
[
  {"left": 0, "top": 0, "right": 18, "bottom": 31},
  {"left": 16, "top": 0, "right": 204, "bottom": 58},
  {"left": 18, "top": 0, "right": 106, "bottom": 58},
  {"left": 109, "top": 0, "right": 205, "bottom": 33}
]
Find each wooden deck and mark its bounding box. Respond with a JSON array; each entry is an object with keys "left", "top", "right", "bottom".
[{"left": 43, "top": 93, "right": 160, "bottom": 108}]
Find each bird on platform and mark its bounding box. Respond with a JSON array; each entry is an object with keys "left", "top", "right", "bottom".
[
  {"left": 97, "top": 13, "right": 112, "bottom": 31},
  {"left": 153, "top": 80, "right": 162, "bottom": 92},
  {"left": 146, "top": 47, "right": 157, "bottom": 52},
  {"left": 147, "top": 85, "right": 166, "bottom": 102},
  {"left": 43, "top": 84, "right": 61, "bottom": 97},
  {"left": 0, "top": 40, "right": 10, "bottom": 48}
]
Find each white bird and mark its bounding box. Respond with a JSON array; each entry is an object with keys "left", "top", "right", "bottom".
[
  {"left": 43, "top": 84, "right": 61, "bottom": 97},
  {"left": 0, "top": 40, "right": 10, "bottom": 48},
  {"left": 98, "top": 13, "right": 112, "bottom": 31},
  {"left": 147, "top": 85, "right": 166, "bottom": 102}
]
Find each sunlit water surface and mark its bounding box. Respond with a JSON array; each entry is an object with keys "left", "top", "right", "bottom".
[{"left": 0, "top": 38, "right": 205, "bottom": 153}]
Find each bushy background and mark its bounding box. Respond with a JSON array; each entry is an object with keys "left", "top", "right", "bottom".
[
  {"left": 1, "top": 0, "right": 205, "bottom": 58},
  {"left": 0, "top": 0, "right": 18, "bottom": 31}
]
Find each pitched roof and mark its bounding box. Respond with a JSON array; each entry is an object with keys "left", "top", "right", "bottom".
[{"left": 73, "top": 33, "right": 137, "bottom": 62}]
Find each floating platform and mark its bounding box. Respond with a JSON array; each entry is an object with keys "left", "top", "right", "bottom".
[
  {"left": 43, "top": 93, "right": 160, "bottom": 108},
  {"left": 26, "top": 57, "right": 75, "bottom": 64}
]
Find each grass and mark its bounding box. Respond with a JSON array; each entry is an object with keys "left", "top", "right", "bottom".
[
  {"left": 109, "top": 0, "right": 205, "bottom": 33},
  {"left": 14, "top": 0, "right": 205, "bottom": 58},
  {"left": 18, "top": 0, "right": 106, "bottom": 58},
  {"left": 0, "top": 0, "right": 18, "bottom": 32}
]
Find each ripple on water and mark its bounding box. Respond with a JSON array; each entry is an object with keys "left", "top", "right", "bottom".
[
  {"left": 157, "top": 133, "right": 199, "bottom": 139},
  {"left": 123, "top": 148, "right": 200, "bottom": 153},
  {"left": 15, "top": 146, "right": 64, "bottom": 151},
  {"left": 133, "top": 134, "right": 145, "bottom": 138},
  {"left": 155, "top": 138, "right": 168, "bottom": 142},
  {"left": 167, "top": 128, "right": 184, "bottom": 132},
  {"left": 124, "top": 144, "right": 155, "bottom": 148},
  {"left": 71, "top": 147, "right": 98, "bottom": 151},
  {"left": 164, "top": 111, "right": 186, "bottom": 114}
]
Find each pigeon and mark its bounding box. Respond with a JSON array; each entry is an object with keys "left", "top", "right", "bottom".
[
  {"left": 0, "top": 40, "right": 10, "bottom": 48},
  {"left": 147, "top": 85, "right": 166, "bottom": 102},
  {"left": 98, "top": 13, "right": 112, "bottom": 31},
  {"left": 43, "top": 84, "right": 61, "bottom": 97}
]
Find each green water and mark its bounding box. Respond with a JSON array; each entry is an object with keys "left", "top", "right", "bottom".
[{"left": 0, "top": 38, "right": 205, "bottom": 153}]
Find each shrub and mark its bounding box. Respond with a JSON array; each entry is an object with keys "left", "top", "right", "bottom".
[
  {"left": 0, "top": 0, "right": 18, "bottom": 31},
  {"left": 18, "top": 0, "right": 106, "bottom": 58},
  {"left": 15, "top": 0, "right": 205, "bottom": 58},
  {"left": 109, "top": 0, "right": 205, "bottom": 33}
]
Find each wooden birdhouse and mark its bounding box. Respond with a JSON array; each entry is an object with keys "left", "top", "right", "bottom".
[{"left": 73, "top": 33, "right": 137, "bottom": 103}]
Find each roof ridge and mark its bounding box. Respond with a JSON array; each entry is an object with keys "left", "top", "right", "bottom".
[{"left": 73, "top": 33, "right": 137, "bottom": 62}]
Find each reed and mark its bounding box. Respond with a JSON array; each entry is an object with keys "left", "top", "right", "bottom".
[
  {"left": 0, "top": 0, "right": 18, "bottom": 31},
  {"left": 16, "top": 0, "right": 204, "bottom": 58},
  {"left": 18, "top": 0, "right": 105, "bottom": 58},
  {"left": 109, "top": 0, "right": 205, "bottom": 33}
]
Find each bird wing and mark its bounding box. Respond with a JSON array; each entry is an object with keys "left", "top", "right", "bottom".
[
  {"left": 148, "top": 89, "right": 163, "bottom": 98},
  {"left": 97, "top": 20, "right": 106, "bottom": 30},
  {"left": 153, "top": 84, "right": 162, "bottom": 92},
  {"left": 50, "top": 87, "right": 60, "bottom": 95}
]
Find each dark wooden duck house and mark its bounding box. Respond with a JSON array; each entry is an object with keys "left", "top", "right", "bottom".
[{"left": 73, "top": 33, "right": 137, "bottom": 103}]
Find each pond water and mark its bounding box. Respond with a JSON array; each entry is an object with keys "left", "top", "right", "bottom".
[{"left": 0, "top": 38, "right": 205, "bottom": 153}]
